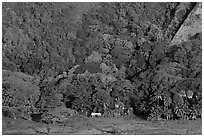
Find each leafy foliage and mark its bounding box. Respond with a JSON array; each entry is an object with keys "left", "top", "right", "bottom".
[
  {"left": 2, "top": 70, "right": 40, "bottom": 119},
  {"left": 2, "top": 2, "right": 201, "bottom": 121}
]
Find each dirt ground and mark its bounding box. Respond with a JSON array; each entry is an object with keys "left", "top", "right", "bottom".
[{"left": 2, "top": 115, "right": 202, "bottom": 135}]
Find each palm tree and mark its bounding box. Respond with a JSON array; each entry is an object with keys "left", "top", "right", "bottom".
[{"left": 152, "top": 90, "right": 163, "bottom": 120}]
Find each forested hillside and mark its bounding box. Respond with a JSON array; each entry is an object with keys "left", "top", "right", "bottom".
[{"left": 2, "top": 2, "right": 201, "bottom": 121}]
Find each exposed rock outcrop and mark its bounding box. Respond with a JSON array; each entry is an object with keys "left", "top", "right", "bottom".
[{"left": 170, "top": 3, "right": 202, "bottom": 46}]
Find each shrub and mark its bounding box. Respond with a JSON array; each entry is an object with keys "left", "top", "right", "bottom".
[{"left": 2, "top": 70, "right": 40, "bottom": 119}]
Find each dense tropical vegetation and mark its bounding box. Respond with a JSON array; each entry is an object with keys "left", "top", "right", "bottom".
[{"left": 2, "top": 2, "right": 201, "bottom": 121}]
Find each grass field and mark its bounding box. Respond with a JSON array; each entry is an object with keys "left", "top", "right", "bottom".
[{"left": 2, "top": 116, "right": 202, "bottom": 135}]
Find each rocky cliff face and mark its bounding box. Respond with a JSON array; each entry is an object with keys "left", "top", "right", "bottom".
[{"left": 170, "top": 3, "right": 202, "bottom": 46}]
